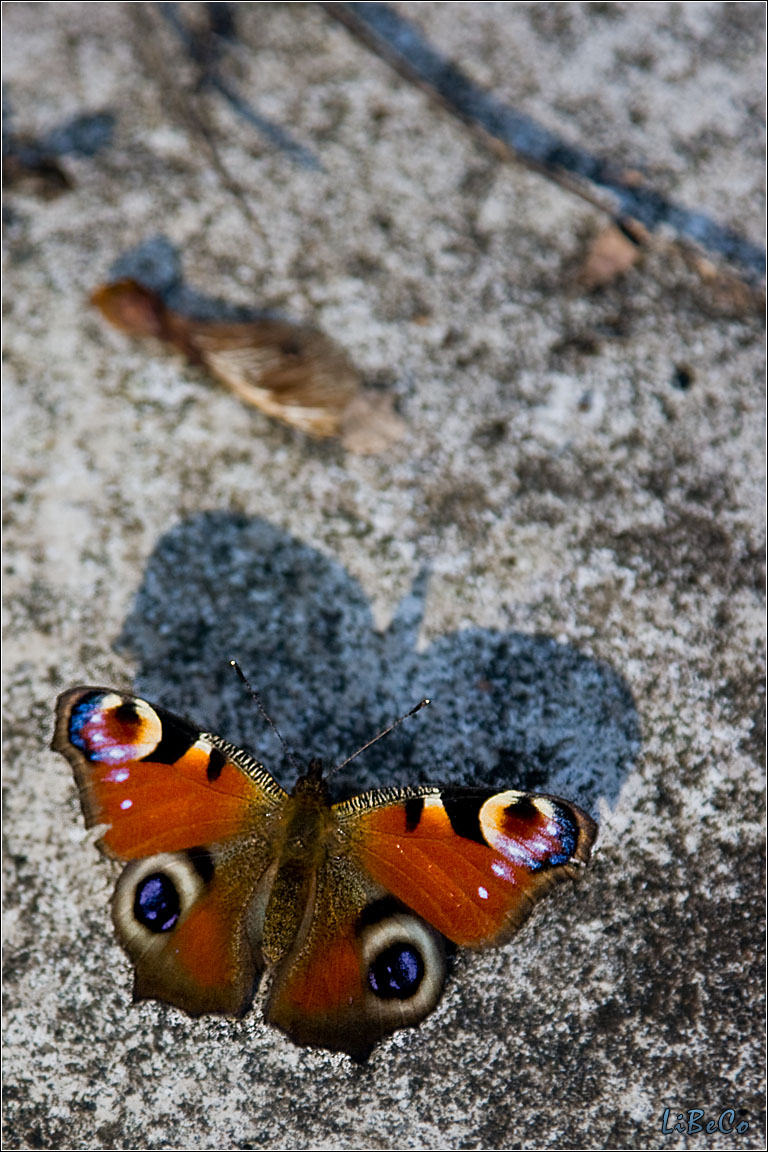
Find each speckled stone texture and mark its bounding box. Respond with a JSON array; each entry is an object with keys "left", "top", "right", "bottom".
[{"left": 3, "top": 3, "right": 764, "bottom": 1149}]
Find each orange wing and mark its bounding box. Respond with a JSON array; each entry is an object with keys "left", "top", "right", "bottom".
[
  {"left": 53, "top": 687, "right": 286, "bottom": 859},
  {"left": 266, "top": 857, "right": 447, "bottom": 1061},
  {"left": 338, "top": 787, "right": 597, "bottom": 947},
  {"left": 53, "top": 687, "right": 286, "bottom": 1016}
]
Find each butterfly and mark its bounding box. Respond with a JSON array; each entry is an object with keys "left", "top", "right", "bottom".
[
  {"left": 90, "top": 279, "right": 406, "bottom": 454},
  {"left": 53, "top": 684, "right": 597, "bottom": 1061}
]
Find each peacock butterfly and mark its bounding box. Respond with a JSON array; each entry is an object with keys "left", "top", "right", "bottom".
[{"left": 52, "top": 683, "right": 597, "bottom": 1060}]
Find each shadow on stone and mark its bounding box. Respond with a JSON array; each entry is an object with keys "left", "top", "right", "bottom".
[
  {"left": 116, "top": 511, "right": 640, "bottom": 812},
  {"left": 107, "top": 236, "right": 283, "bottom": 323}
]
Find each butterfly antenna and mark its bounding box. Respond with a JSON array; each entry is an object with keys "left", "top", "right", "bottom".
[
  {"left": 230, "top": 660, "right": 302, "bottom": 770},
  {"left": 329, "top": 698, "right": 430, "bottom": 780}
]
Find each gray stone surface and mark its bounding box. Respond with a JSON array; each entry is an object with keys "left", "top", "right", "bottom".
[{"left": 2, "top": 3, "right": 764, "bottom": 1149}]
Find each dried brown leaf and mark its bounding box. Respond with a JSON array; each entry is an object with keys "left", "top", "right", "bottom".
[
  {"left": 577, "top": 225, "right": 641, "bottom": 290},
  {"left": 91, "top": 279, "right": 406, "bottom": 451}
]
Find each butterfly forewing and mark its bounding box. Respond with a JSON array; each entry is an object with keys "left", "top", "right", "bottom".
[
  {"left": 53, "top": 687, "right": 285, "bottom": 859},
  {"left": 337, "top": 786, "right": 597, "bottom": 947}
]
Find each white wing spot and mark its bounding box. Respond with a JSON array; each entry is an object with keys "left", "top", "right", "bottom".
[{"left": 534, "top": 798, "right": 558, "bottom": 821}]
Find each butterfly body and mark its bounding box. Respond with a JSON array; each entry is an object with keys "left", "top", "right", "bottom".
[{"left": 53, "top": 686, "right": 597, "bottom": 1059}]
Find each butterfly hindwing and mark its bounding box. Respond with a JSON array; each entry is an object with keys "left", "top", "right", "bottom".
[
  {"left": 111, "top": 844, "right": 276, "bottom": 1016},
  {"left": 265, "top": 856, "right": 447, "bottom": 1061}
]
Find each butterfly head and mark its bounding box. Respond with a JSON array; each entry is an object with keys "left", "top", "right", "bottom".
[{"left": 291, "top": 757, "right": 330, "bottom": 800}]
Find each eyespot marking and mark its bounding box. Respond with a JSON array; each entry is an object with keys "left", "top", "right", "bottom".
[
  {"left": 113, "top": 852, "right": 209, "bottom": 957},
  {"left": 358, "top": 910, "right": 446, "bottom": 1025},
  {"left": 68, "top": 692, "right": 162, "bottom": 764},
  {"left": 368, "top": 942, "right": 424, "bottom": 1000},
  {"left": 133, "top": 872, "right": 180, "bottom": 933},
  {"left": 481, "top": 790, "right": 583, "bottom": 870}
]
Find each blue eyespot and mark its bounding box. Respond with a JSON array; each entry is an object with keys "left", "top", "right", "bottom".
[
  {"left": 68, "top": 693, "right": 105, "bottom": 755},
  {"left": 546, "top": 810, "right": 578, "bottom": 866},
  {"left": 133, "top": 873, "right": 180, "bottom": 933},
  {"left": 368, "top": 943, "right": 424, "bottom": 1000}
]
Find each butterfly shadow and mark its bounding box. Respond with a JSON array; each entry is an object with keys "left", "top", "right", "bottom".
[{"left": 115, "top": 511, "right": 640, "bottom": 812}]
